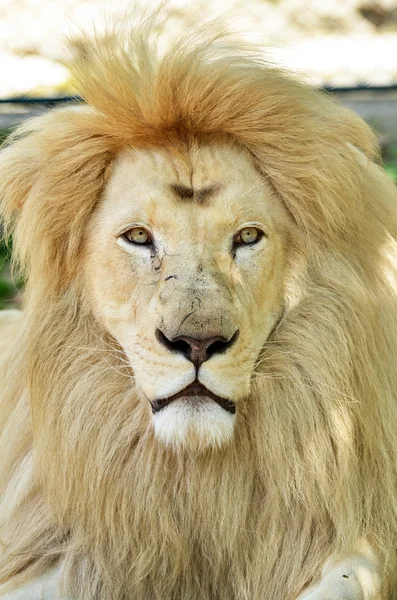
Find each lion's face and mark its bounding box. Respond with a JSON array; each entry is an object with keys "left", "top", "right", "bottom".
[{"left": 84, "top": 142, "right": 291, "bottom": 449}]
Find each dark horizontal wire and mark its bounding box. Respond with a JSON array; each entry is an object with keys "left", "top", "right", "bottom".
[
  {"left": 0, "top": 96, "right": 81, "bottom": 105},
  {"left": 0, "top": 84, "right": 397, "bottom": 105},
  {"left": 324, "top": 83, "right": 397, "bottom": 93}
]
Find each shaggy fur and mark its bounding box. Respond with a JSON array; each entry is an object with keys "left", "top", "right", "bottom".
[{"left": 1, "top": 13, "right": 397, "bottom": 600}]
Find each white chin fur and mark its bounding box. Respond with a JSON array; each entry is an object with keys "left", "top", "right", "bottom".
[{"left": 152, "top": 399, "right": 236, "bottom": 451}]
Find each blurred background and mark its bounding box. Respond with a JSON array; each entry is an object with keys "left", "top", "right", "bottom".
[{"left": 1, "top": 0, "right": 397, "bottom": 307}]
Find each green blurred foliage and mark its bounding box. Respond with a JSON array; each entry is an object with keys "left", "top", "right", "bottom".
[
  {"left": 385, "top": 144, "right": 397, "bottom": 183},
  {"left": 0, "top": 240, "right": 20, "bottom": 309},
  {"left": 0, "top": 128, "right": 11, "bottom": 146}
]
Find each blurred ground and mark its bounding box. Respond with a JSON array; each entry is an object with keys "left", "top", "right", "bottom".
[{"left": 1, "top": 0, "right": 397, "bottom": 97}]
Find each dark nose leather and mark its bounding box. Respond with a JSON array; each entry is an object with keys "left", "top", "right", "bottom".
[{"left": 155, "top": 329, "right": 239, "bottom": 369}]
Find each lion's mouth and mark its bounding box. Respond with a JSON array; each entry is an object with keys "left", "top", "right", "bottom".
[{"left": 151, "top": 382, "right": 236, "bottom": 414}]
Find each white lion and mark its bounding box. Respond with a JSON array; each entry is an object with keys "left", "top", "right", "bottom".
[{"left": 0, "top": 14, "right": 397, "bottom": 600}]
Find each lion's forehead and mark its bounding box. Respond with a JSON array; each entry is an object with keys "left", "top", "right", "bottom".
[
  {"left": 112, "top": 143, "right": 263, "bottom": 189},
  {"left": 99, "top": 143, "right": 278, "bottom": 233}
]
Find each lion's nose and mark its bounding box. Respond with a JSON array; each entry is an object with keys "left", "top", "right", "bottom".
[{"left": 155, "top": 329, "right": 239, "bottom": 369}]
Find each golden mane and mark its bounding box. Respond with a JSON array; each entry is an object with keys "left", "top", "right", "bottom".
[{"left": 1, "top": 14, "right": 397, "bottom": 600}]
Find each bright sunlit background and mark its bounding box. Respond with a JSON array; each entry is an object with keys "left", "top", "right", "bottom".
[{"left": 1, "top": 0, "right": 397, "bottom": 96}]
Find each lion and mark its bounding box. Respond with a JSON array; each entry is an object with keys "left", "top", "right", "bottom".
[{"left": 1, "top": 13, "right": 397, "bottom": 600}]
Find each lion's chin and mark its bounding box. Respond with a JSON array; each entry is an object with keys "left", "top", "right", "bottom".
[{"left": 152, "top": 398, "right": 236, "bottom": 451}]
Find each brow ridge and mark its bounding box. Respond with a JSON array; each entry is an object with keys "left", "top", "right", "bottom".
[{"left": 169, "top": 184, "right": 220, "bottom": 203}]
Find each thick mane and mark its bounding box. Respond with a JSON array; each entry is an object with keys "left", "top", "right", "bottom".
[{"left": 1, "top": 15, "right": 397, "bottom": 600}]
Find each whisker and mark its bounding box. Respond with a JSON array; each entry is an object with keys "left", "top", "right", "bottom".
[
  {"left": 252, "top": 371, "right": 358, "bottom": 404},
  {"left": 89, "top": 364, "right": 137, "bottom": 379},
  {"left": 66, "top": 345, "right": 132, "bottom": 366}
]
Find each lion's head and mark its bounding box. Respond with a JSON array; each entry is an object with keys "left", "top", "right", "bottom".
[
  {"left": 1, "top": 15, "right": 397, "bottom": 600},
  {"left": 84, "top": 141, "right": 292, "bottom": 449}
]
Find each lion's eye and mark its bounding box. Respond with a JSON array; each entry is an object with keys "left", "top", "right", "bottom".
[
  {"left": 234, "top": 227, "right": 263, "bottom": 246},
  {"left": 123, "top": 227, "right": 152, "bottom": 245}
]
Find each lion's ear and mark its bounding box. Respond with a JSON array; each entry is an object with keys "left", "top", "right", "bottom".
[
  {"left": 0, "top": 108, "right": 114, "bottom": 285},
  {"left": 346, "top": 142, "right": 371, "bottom": 167}
]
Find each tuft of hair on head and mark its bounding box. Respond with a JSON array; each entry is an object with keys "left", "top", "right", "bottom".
[{"left": 67, "top": 6, "right": 380, "bottom": 239}]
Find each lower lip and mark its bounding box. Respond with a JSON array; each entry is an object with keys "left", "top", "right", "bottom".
[{"left": 151, "top": 393, "right": 236, "bottom": 415}]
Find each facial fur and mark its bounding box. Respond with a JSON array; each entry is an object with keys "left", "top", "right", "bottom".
[{"left": 84, "top": 143, "right": 290, "bottom": 450}]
